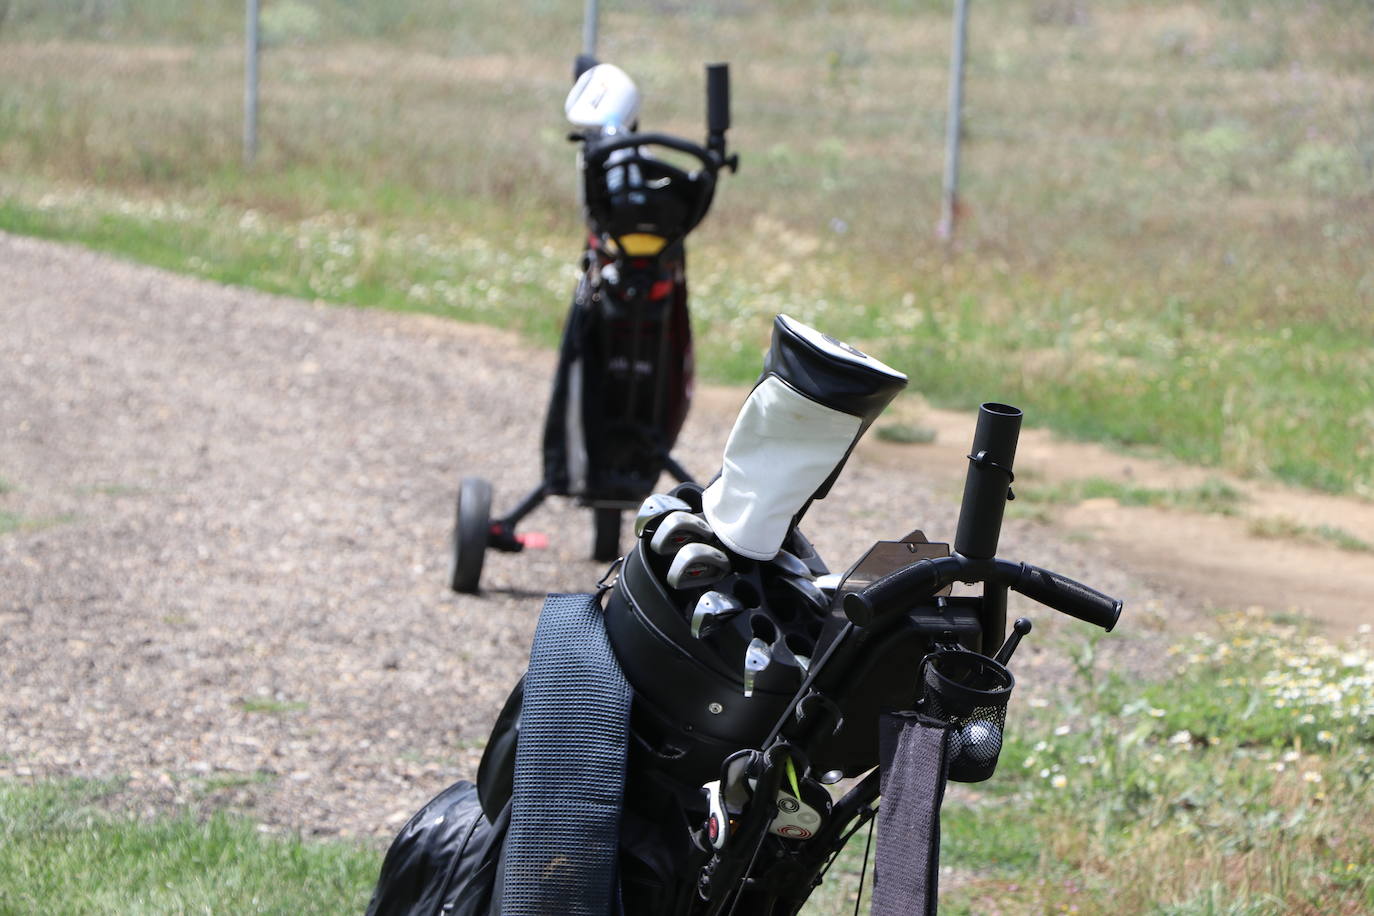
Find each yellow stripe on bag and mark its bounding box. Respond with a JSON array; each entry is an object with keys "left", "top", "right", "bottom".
[{"left": 618, "top": 233, "right": 667, "bottom": 256}]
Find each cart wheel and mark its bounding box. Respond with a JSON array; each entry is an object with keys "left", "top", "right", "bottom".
[
  {"left": 592, "top": 507, "right": 622, "bottom": 562},
  {"left": 449, "top": 477, "right": 492, "bottom": 594}
]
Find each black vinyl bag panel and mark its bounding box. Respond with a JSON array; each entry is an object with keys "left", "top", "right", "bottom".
[
  {"left": 541, "top": 267, "right": 692, "bottom": 505},
  {"left": 476, "top": 675, "right": 523, "bottom": 822},
  {"left": 541, "top": 282, "right": 592, "bottom": 497},
  {"left": 365, "top": 779, "right": 508, "bottom": 916}
]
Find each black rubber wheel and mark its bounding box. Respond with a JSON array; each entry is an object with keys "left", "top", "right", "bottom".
[
  {"left": 449, "top": 477, "right": 492, "bottom": 594},
  {"left": 592, "top": 507, "right": 622, "bottom": 563}
]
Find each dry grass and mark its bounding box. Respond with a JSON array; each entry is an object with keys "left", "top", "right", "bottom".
[{"left": 1, "top": 0, "right": 1372, "bottom": 494}]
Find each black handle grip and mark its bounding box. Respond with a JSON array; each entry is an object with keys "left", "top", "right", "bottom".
[
  {"left": 842, "top": 556, "right": 964, "bottom": 626},
  {"left": 1009, "top": 563, "right": 1122, "bottom": 631},
  {"left": 583, "top": 132, "right": 715, "bottom": 171},
  {"left": 706, "top": 63, "right": 730, "bottom": 134}
]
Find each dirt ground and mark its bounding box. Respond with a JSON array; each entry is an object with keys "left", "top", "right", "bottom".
[{"left": 1, "top": 232, "right": 1368, "bottom": 841}]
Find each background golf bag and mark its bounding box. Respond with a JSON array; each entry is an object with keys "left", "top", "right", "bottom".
[
  {"left": 539, "top": 244, "right": 693, "bottom": 506},
  {"left": 396, "top": 316, "right": 1124, "bottom": 914},
  {"left": 448, "top": 60, "right": 738, "bottom": 592}
]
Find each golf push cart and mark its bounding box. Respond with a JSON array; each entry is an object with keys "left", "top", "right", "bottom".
[
  {"left": 373, "top": 316, "right": 1126, "bottom": 915},
  {"left": 448, "top": 57, "right": 739, "bottom": 593}
]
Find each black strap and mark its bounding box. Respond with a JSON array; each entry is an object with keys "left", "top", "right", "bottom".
[
  {"left": 871, "top": 712, "right": 950, "bottom": 916},
  {"left": 500, "top": 593, "right": 633, "bottom": 916}
]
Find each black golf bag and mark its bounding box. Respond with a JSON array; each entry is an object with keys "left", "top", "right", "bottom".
[
  {"left": 448, "top": 60, "right": 737, "bottom": 593},
  {"left": 400, "top": 316, "right": 1124, "bottom": 913},
  {"left": 540, "top": 244, "right": 693, "bottom": 506}
]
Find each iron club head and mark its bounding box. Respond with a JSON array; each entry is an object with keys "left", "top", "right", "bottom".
[
  {"left": 666, "top": 542, "right": 732, "bottom": 590},
  {"left": 691, "top": 590, "right": 745, "bottom": 638},
  {"left": 650, "top": 511, "right": 715, "bottom": 556},
  {"left": 743, "top": 637, "right": 773, "bottom": 698},
  {"left": 634, "top": 493, "right": 693, "bottom": 539}
]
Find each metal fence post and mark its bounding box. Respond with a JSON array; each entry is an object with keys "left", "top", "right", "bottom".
[
  {"left": 582, "top": 0, "right": 599, "bottom": 58},
  {"left": 244, "top": 0, "right": 260, "bottom": 167},
  {"left": 937, "top": 0, "right": 969, "bottom": 244}
]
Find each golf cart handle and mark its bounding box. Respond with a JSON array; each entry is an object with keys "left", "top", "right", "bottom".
[
  {"left": 584, "top": 132, "right": 724, "bottom": 174},
  {"left": 706, "top": 62, "right": 730, "bottom": 136},
  {"left": 843, "top": 555, "right": 1121, "bottom": 631},
  {"left": 1005, "top": 561, "right": 1121, "bottom": 630}
]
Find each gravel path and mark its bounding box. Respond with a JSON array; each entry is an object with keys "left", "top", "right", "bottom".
[{"left": 0, "top": 232, "right": 1174, "bottom": 840}]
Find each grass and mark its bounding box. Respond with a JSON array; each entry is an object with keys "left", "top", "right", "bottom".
[
  {"left": 1248, "top": 516, "right": 1374, "bottom": 553},
  {"left": 1016, "top": 475, "right": 1247, "bottom": 516},
  {"left": 236, "top": 696, "right": 309, "bottom": 715},
  {"left": 814, "top": 616, "right": 1374, "bottom": 914},
  {"left": 874, "top": 422, "right": 939, "bottom": 445},
  {"left": 0, "top": 779, "right": 377, "bottom": 914},
  {"left": 2, "top": 618, "right": 1370, "bottom": 912},
  {"left": 0, "top": 510, "right": 76, "bottom": 536},
  {"left": 0, "top": 510, "right": 23, "bottom": 535},
  {"left": 0, "top": 0, "right": 1371, "bottom": 495}
]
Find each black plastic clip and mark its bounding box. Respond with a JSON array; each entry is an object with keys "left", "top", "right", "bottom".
[
  {"left": 967, "top": 450, "right": 1016, "bottom": 500},
  {"left": 595, "top": 556, "right": 625, "bottom": 598}
]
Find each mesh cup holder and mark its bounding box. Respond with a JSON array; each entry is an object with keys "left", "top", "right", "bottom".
[{"left": 920, "top": 649, "right": 1015, "bottom": 783}]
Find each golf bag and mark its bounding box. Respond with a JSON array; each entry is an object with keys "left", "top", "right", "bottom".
[
  {"left": 540, "top": 252, "right": 693, "bottom": 505},
  {"left": 448, "top": 60, "right": 737, "bottom": 592},
  {"left": 398, "top": 315, "right": 1124, "bottom": 913}
]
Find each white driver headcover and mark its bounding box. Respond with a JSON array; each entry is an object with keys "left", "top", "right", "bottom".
[
  {"left": 702, "top": 376, "right": 861, "bottom": 561},
  {"left": 564, "top": 63, "right": 641, "bottom": 132}
]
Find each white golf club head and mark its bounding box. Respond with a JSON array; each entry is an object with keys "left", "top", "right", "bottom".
[{"left": 565, "top": 63, "right": 641, "bottom": 133}]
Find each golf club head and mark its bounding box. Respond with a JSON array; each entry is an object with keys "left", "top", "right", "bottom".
[
  {"left": 565, "top": 62, "right": 641, "bottom": 132},
  {"left": 650, "top": 511, "right": 715, "bottom": 556},
  {"left": 666, "top": 542, "right": 732, "bottom": 590},
  {"left": 814, "top": 572, "right": 843, "bottom": 598},
  {"left": 774, "top": 574, "right": 830, "bottom": 616},
  {"left": 768, "top": 548, "right": 814, "bottom": 580},
  {"left": 691, "top": 590, "right": 745, "bottom": 638},
  {"left": 634, "top": 493, "right": 694, "bottom": 539},
  {"left": 743, "top": 637, "right": 773, "bottom": 698}
]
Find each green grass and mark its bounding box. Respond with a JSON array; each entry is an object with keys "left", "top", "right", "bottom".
[
  {"left": 0, "top": 779, "right": 377, "bottom": 914},
  {"left": 1, "top": 1, "right": 1371, "bottom": 494},
  {"left": 0, "top": 510, "right": 23, "bottom": 535},
  {"left": 192, "top": 772, "right": 277, "bottom": 799},
  {"left": 2, "top": 619, "right": 1372, "bottom": 912},
  {"left": 1248, "top": 516, "right": 1374, "bottom": 553},
  {"left": 0, "top": 509, "right": 76, "bottom": 536},
  {"left": 1017, "top": 475, "right": 1247, "bottom": 515},
  {"left": 237, "top": 696, "right": 309, "bottom": 715},
  {"left": 874, "top": 422, "right": 938, "bottom": 445},
  {"left": 812, "top": 619, "right": 1374, "bottom": 915}
]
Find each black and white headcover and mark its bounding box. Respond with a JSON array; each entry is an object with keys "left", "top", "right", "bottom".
[{"left": 703, "top": 315, "right": 908, "bottom": 561}]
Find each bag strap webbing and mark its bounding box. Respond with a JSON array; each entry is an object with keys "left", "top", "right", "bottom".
[
  {"left": 501, "top": 592, "right": 632, "bottom": 916},
  {"left": 871, "top": 712, "right": 951, "bottom": 916}
]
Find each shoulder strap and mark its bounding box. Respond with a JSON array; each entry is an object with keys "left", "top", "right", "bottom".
[
  {"left": 871, "top": 711, "right": 951, "bottom": 916},
  {"left": 500, "top": 592, "right": 633, "bottom": 916}
]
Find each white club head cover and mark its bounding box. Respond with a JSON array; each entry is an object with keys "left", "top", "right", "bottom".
[
  {"left": 703, "top": 375, "right": 860, "bottom": 561},
  {"left": 565, "top": 63, "right": 641, "bottom": 132},
  {"left": 703, "top": 315, "right": 907, "bottom": 562}
]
